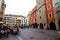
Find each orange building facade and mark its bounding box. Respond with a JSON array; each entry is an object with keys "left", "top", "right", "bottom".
[
  {"left": 45, "top": 0, "right": 56, "bottom": 30},
  {"left": 31, "top": 6, "right": 38, "bottom": 28}
]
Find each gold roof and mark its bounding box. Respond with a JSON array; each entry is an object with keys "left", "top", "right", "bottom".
[{"left": 16, "top": 17, "right": 21, "bottom": 20}]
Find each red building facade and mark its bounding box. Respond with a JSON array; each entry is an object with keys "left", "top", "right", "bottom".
[
  {"left": 45, "top": 0, "right": 56, "bottom": 30},
  {"left": 31, "top": 6, "right": 38, "bottom": 28}
]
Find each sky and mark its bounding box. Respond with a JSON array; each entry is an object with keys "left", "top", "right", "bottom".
[{"left": 5, "top": 0, "right": 36, "bottom": 17}]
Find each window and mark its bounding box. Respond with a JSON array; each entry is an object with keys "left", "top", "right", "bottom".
[
  {"left": 40, "top": 16, "right": 41, "bottom": 19},
  {"left": 44, "top": 23, "right": 46, "bottom": 26},
  {"left": 4, "top": 21, "right": 6, "bottom": 24},
  {"left": 16, "top": 18, "right": 17, "bottom": 19},
  {"left": 58, "top": 6, "right": 60, "bottom": 8},
  {"left": 46, "top": 0, "right": 50, "bottom": 2},
  {"left": 0, "top": 17, "right": 2, "bottom": 21},
  {"left": 58, "top": 12, "right": 60, "bottom": 16},
  {"left": 32, "top": 20, "right": 33, "bottom": 22},
  {"left": 47, "top": 4, "right": 51, "bottom": 10},
  {"left": 35, "top": 19, "right": 36, "bottom": 21},
  {"left": 49, "top": 14, "right": 51, "bottom": 18},
  {"left": 22, "top": 24, "right": 23, "bottom": 26},
  {"left": 39, "top": 2, "right": 40, "bottom": 4},
  {"left": 39, "top": 10, "right": 41, "bottom": 12},
  {"left": 4, "top": 17, "right": 6, "bottom": 20},
  {"left": 21, "top": 20, "right": 23, "bottom": 23},
  {"left": 48, "top": 13, "right": 52, "bottom": 18}
]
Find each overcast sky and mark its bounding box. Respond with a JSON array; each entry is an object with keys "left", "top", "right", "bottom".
[{"left": 5, "top": 0, "right": 36, "bottom": 16}]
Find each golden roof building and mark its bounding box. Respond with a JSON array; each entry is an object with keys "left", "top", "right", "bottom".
[
  {"left": 4, "top": 14, "right": 26, "bottom": 26},
  {"left": 27, "top": 11, "right": 32, "bottom": 25}
]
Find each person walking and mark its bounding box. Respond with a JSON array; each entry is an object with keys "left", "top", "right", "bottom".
[
  {"left": 0, "top": 26, "right": 4, "bottom": 38},
  {"left": 16, "top": 25, "right": 19, "bottom": 34},
  {"left": 4, "top": 24, "right": 10, "bottom": 37}
]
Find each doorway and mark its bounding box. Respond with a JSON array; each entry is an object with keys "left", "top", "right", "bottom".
[
  {"left": 50, "top": 22, "right": 56, "bottom": 30},
  {"left": 40, "top": 23, "right": 43, "bottom": 29}
]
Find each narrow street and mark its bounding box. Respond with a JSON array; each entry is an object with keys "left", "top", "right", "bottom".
[
  {"left": 0, "top": 0, "right": 60, "bottom": 40},
  {"left": 0, "top": 28, "right": 59, "bottom": 40}
]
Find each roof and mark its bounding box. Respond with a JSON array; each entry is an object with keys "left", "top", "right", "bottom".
[{"left": 4, "top": 14, "right": 26, "bottom": 18}]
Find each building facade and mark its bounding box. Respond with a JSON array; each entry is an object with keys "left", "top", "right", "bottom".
[
  {"left": 36, "top": 0, "right": 47, "bottom": 29},
  {"left": 20, "top": 17, "right": 27, "bottom": 26},
  {"left": 31, "top": 6, "right": 38, "bottom": 28},
  {"left": 24, "top": 17, "right": 28, "bottom": 26},
  {"left": 36, "top": 0, "right": 60, "bottom": 30},
  {"left": 4, "top": 14, "right": 26, "bottom": 27},
  {"left": 44, "top": 0, "right": 56, "bottom": 30},
  {"left": 53, "top": 0, "right": 60, "bottom": 30},
  {"left": 27, "top": 11, "right": 32, "bottom": 26}
]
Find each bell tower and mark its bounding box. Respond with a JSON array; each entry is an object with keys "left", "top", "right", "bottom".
[{"left": 0, "top": 0, "right": 6, "bottom": 23}]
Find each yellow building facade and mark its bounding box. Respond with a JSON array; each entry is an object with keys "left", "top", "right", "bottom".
[{"left": 27, "top": 11, "right": 32, "bottom": 25}]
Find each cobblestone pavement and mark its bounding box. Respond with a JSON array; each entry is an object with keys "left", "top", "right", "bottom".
[
  {"left": 0, "top": 28, "right": 59, "bottom": 40},
  {"left": 20, "top": 28, "right": 59, "bottom": 40}
]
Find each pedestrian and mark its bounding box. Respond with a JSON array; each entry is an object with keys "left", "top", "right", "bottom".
[
  {"left": 13, "top": 24, "right": 20, "bottom": 35},
  {"left": 17, "top": 25, "right": 19, "bottom": 32},
  {"left": 4, "top": 24, "right": 11, "bottom": 37},
  {"left": 0, "top": 26, "right": 4, "bottom": 37}
]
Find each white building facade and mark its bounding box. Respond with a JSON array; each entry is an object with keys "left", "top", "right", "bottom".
[
  {"left": 53, "top": 0, "right": 60, "bottom": 30},
  {"left": 4, "top": 14, "right": 26, "bottom": 26},
  {"left": 36, "top": 0, "right": 47, "bottom": 29}
]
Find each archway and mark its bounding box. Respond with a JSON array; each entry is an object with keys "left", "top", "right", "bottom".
[
  {"left": 50, "top": 22, "right": 56, "bottom": 30},
  {"left": 40, "top": 23, "right": 43, "bottom": 29},
  {"left": 32, "top": 24, "right": 35, "bottom": 28},
  {"left": 58, "top": 20, "right": 60, "bottom": 30},
  {"left": 35, "top": 23, "right": 38, "bottom": 28}
]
